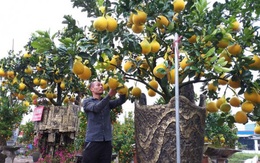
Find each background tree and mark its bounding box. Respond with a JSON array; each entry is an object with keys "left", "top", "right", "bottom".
[
  {"left": 113, "top": 112, "right": 135, "bottom": 163},
  {"left": 0, "top": 85, "right": 29, "bottom": 146},
  {"left": 0, "top": 15, "right": 91, "bottom": 107},
  {"left": 18, "top": 121, "right": 34, "bottom": 145}
]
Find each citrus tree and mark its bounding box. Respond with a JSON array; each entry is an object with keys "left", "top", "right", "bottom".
[
  {"left": 0, "top": 15, "right": 91, "bottom": 106},
  {"left": 113, "top": 112, "right": 135, "bottom": 162},
  {"left": 0, "top": 84, "right": 30, "bottom": 146},
  {"left": 0, "top": 0, "right": 260, "bottom": 137},
  {"left": 69, "top": 0, "right": 260, "bottom": 126},
  {"left": 18, "top": 121, "right": 34, "bottom": 145}
]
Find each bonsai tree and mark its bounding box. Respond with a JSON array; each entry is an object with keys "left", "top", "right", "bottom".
[
  {"left": 0, "top": 0, "right": 260, "bottom": 161},
  {"left": 0, "top": 0, "right": 259, "bottom": 123}
]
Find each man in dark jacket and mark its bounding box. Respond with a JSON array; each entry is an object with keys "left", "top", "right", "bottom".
[{"left": 82, "top": 81, "right": 126, "bottom": 163}]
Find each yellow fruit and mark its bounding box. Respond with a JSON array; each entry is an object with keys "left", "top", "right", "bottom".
[
  {"left": 216, "top": 97, "right": 226, "bottom": 108},
  {"left": 32, "top": 94, "right": 38, "bottom": 100},
  {"left": 140, "top": 60, "right": 149, "bottom": 70},
  {"left": 149, "top": 80, "right": 159, "bottom": 89},
  {"left": 131, "top": 24, "right": 144, "bottom": 33},
  {"left": 229, "top": 96, "right": 241, "bottom": 107},
  {"left": 180, "top": 57, "right": 192, "bottom": 70},
  {"left": 73, "top": 60, "right": 84, "bottom": 75},
  {"left": 108, "top": 78, "right": 119, "bottom": 89},
  {"left": 131, "top": 87, "right": 142, "bottom": 97},
  {"left": 46, "top": 92, "right": 54, "bottom": 99},
  {"left": 19, "top": 82, "right": 26, "bottom": 90},
  {"left": 188, "top": 35, "right": 197, "bottom": 44},
  {"left": 132, "top": 10, "right": 147, "bottom": 25},
  {"left": 220, "top": 137, "right": 225, "bottom": 143},
  {"left": 23, "top": 101, "right": 30, "bottom": 107},
  {"left": 206, "top": 101, "right": 218, "bottom": 113},
  {"left": 168, "top": 69, "right": 175, "bottom": 84},
  {"left": 231, "top": 20, "right": 241, "bottom": 31},
  {"left": 124, "top": 61, "right": 134, "bottom": 72},
  {"left": 217, "top": 39, "right": 229, "bottom": 48},
  {"left": 40, "top": 84, "right": 47, "bottom": 89},
  {"left": 156, "top": 15, "right": 169, "bottom": 28},
  {"left": 227, "top": 44, "right": 242, "bottom": 56},
  {"left": 106, "top": 57, "right": 117, "bottom": 71},
  {"left": 69, "top": 96, "right": 75, "bottom": 102},
  {"left": 117, "top": 84, "right": 128, "bottom": 95},
  {"left": 24, "top": 66, "right": 33, "bottom": 74},
  {"left": 0, "top": 68, "right": 5, "bottom": 77},
  {"left": 7, "top": 71, "right": 14, "bottom": 78},
  {"left": 150, "top": 39, "right": 160, "bottom": 53},
  {"left": 106, "top": 16, "right": 118, "bottom": 32},
  {"left": 148, "top": 89, "right": 156, "bottom": 97},
  {"left": 173, "top": 13, "right": 179, "bottom": 22},
  {"left": 254, "top": 126, "right": 260, "bottom": 134},
  {"left": 244, "top": 90, "right": 260, "bottom": 104},
  {"left": 93, "top": 16, "right": 108, "bottom": 31},
  {"left": 99, "top": 6, "right": 106, "bottom": 14},
  {"left": 153, "top": 63, "right": 167, "bottom": 79},
  {"left": 228, "top": 77, "right": 241, "bottom": 89},
  {"left": 60, "top": 81, "right": 66, "bottom": 90},
  {"left": 234, "top": 111, "right": 248, "bottom": 124},
  {"left": 208, "top": 82, "right": 217, "bottom": 92},
  {"left": 173, "top": 0, "right": 185, "bottom": 13},
  {"left": 219, "top": 50, "right": 232, "bottom": 63},
  {"left": 140, "top": 38, "right": 151, "bottom": 54},
  {"left": 102, "top": 82, "right": 109, "bottom": 91},
  {"left": 17, "top": 93, "right": 25, "bottom": 100},
  {"left": 78, "top": 66, "right": 92, "bottom": 80},
  {"left": 63, "top": 96, "right": 69, "bottom": 103},
  {"left": 204, "top": 136, "right": 209, "bottom": 143},
  {"left": 241, "top": 101, "right": 255, "bottom": 113},
  {"left": 40, "top": 79, "right": 47, "bottom": 86},
  {"left": 220, "top": 103, "right": 231, "bottom": 112},
  {"left": 23, "top": 53, "right": 31, "bottom": 58},
  {"left": 128, "top": 13, "right": 134, "bottom": 24},
  {"left": 218, "top": 74, "right": 228, "bottom": 85},
  {"left": 36, "top": 66, "right": 43, "bottom": 71},
  {"left": 33, "top": 78, "right": 40, "bottom": 85},
  {"left": 249, "top": 55, "right": 260, "bottom": 70}
]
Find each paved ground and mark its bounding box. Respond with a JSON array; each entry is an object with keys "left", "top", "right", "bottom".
[{"left": 13, "top": 156, "right": 33, "bottom": 163}]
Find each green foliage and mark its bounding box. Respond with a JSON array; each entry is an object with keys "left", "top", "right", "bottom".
[
  {"left": 205, "top": 112, "right": 238, "bottom": 148},
  {"left": 18, "top": 121, "right": 34, "bottom": 145},
  {"left": 0, "top": 15, "right": 90, "bottom": 106},
  {"left": 0, "top": 85, "right": 30, "bottom": 145},
  {"left": 228, "top": 153, "right": 260, "bottom": 163},
  {"left": 113, "top": 112, "right": 135, "bottom": 163}
]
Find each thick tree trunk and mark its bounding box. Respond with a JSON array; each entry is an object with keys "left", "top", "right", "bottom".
[{"left": 134, "top": 95, "right": 206, "bottom": 163}]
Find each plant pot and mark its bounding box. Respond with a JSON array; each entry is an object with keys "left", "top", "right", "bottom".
[
  {"left": 31, "top": 151, "right": 40, "bottom": 162},
  {"left": 204, "top": 146, "right": 241, "bottom": 163},
  {"left": 135, "top": 96, "right": 206, "bottom": 163}
]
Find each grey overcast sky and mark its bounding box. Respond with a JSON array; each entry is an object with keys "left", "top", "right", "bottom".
[{"left": 0, "top": 0, "right": 88, "bottom": 58}]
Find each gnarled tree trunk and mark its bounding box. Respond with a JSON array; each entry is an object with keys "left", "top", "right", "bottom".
[{"left": 134, "top": 94, "right": 206, "bottom": 163}]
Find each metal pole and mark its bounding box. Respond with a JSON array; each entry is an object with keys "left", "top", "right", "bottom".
[{"left": 174, "top": 33, "right": 181, "bottom": 163}]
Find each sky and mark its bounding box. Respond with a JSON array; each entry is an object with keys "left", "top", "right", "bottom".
[{"left": 0, "top": 0, "right": 88, "bottom": 58}]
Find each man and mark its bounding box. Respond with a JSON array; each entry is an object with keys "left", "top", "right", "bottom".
[{"left": 82, "top": 81, "right": 127, "bottom": 163}]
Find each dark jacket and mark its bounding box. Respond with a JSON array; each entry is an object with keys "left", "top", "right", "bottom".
[{"left": 82, "top": 94, "right": 126, "bottom": 142}]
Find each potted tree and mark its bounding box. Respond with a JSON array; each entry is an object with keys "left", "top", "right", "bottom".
[{"left": 0, "top": 85, "right": 29, "bottom": 162}]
